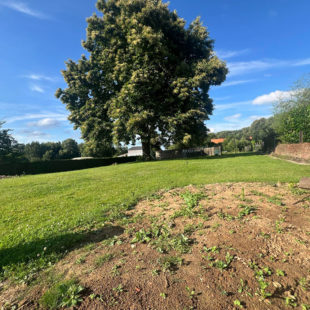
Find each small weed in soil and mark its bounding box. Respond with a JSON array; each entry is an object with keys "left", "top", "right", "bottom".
[
  {"left": 39, "top": 279, "right": 84, "bottom": 309},
  {"left": 94, "top": 253, "right": 115, "bottom": 267},
  {"left": 158, "top": 256, "right": 183, "bottom": 272}
]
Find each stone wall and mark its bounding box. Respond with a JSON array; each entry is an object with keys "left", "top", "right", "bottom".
[{"left": 274, "top": 143, "right": 310, "bottom": 161}]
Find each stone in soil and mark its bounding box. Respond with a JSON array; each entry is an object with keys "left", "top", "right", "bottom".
[{"left": 299, "top": 177, "right": 310, "bottom": 189}]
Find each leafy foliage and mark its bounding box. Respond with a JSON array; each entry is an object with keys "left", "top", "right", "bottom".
[
  {"left": 274, "top": 76, "right": 310, "bottom": 143},
  {"left": 56, "top": 0, "right": 227, "bottom": 158},
  {"left": 24, "top": 139, "right": 80, "bottom": 162},
  {"left": 0, "top": 122, "right": 21, "bottom": 162}
]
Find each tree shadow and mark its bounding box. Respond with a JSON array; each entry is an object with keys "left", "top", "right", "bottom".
[{"left": 0, "top": 225, "right": 124, "bottom": 269}]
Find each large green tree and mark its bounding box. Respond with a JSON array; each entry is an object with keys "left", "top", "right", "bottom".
[
  {"left": 274, "top": 75, "right": 310, "bottom": 143},
  {"left": 56, "top": 0, "right": 227, "bottom": 159}
]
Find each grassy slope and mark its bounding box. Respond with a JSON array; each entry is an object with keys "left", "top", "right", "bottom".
[{"left": 0, "top": 154, "right": 309, "bottom": 275}]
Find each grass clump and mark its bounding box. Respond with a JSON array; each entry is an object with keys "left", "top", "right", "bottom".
[
  {"left": 94, "top": 253, "right": 115, "bottom": 267},
  {"left": 39, "top": 279, "right": 84, "bottom": 309},
  {"left": 158, "top": 256, "right": 183, "bottom": 272}
]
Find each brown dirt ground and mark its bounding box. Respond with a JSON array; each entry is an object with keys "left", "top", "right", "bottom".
[{"left": 1, "top": 182, "right": 310, "bottom": 310}]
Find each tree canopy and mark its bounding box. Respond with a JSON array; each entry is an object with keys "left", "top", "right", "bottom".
[
  {"left": 23, "top": 140, "right": 81, "bottom": 162},
  {"left": 274, "top": 75, "right": 310, "bottom": 143},
  {"left": 59, "top": 139, "right": 80, "bottom": 159},
  {"left": 56, "top": 0, "right": 227, "bottom": 159},
  {"left": 0, "top": 122, "right": 19, "bottom": 162}
]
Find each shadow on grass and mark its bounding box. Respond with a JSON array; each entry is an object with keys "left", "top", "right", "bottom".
[{"left": 0, "top": 225, "right": 124, "bottom": 271}]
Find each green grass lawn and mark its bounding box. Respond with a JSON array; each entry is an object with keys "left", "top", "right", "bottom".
[{"left": 1, "top": 154, "right": 309, "bottom": 281}]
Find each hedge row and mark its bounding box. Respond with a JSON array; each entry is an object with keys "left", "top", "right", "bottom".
[{"left": 0, "top": 157, "right": 138, "bottom": 176}]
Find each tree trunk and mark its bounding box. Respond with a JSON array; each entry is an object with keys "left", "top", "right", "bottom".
[{"left": 142, "top": 138, "right": 152, "bottom": 160}]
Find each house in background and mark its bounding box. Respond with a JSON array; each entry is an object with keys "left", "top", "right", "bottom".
[{"left": 127, "top": 146, "right": 143, "bottom": 157}]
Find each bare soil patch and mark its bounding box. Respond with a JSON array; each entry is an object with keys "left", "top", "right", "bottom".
[{"left": 1, "top": 182, "right": 310, "bottom": 310}]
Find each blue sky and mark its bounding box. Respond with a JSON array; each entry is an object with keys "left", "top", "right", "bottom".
[{"left": 0, "top": 0, "right": 310, "bottom": 143}]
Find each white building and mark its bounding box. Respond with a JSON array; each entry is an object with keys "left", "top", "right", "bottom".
[{"left": 127, "top": 146, "right": 143, "bottom": 157}]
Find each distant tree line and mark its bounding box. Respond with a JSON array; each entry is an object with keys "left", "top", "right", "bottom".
[
  {"left": 209, "top": 117, "right": 277, "bottom": 153},
  {"left": 0, "top": 136, "right": 81, "bottom": 163},
  {"left": 0, "top": 130, "right": 128, "bottom": 163}
]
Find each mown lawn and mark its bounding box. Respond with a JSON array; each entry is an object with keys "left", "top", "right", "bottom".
[{"left": 0, "top": 154, "right": 309, "bottom": 280}]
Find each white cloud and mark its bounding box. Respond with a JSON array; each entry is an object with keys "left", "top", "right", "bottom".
[
  {"left": 24, "top": 74, "right": 57, "bottom": 82},
  {"left": 227, "top": 58, "right": 310, "bottom": 76},
  {"left": 0, "top": 1, "right": 48, "bottom": 19},
  {"left": 21, "top": 129, "right": 49, "bottom": 137},
  {"left": 30, "top": 85, "right": 44, "bottom": 93},
  {"left": 224, "top": 113, "right": 241, "bottom": 122},
  {"left": 208, "top": 122, "right": 248, "bottom": 133},
  {"left": 294, "top": 58, "right": 310, "bottom": 66},
  {"left": 218, "top": 79, "right": 256, "bottom": 88},
  {"left": 249, "top": 115, "right": 272, "bottom": 121},
  {"left": 16, "top": 130, "right": 51, "bottom": 143},
  {"left": 215, "top": 100, "right": 252, "bottom": 111},
  {"left": 6, "top": 112, "right": 67, "bottom": 123},
  {"left": 28, "top": 118, "right": 61, "bottom": 128},
  {"left": 213, "top": 96, "right": 231, "bottom": 101},
  {"left": 216, "top": 49, "right": 250, "bottom": 59},
  {"left": 252, "top": 90, "right": 294, "bottom": 105},
  {"left": 228, "top": 60, "right": 283, "bottom": 76}
]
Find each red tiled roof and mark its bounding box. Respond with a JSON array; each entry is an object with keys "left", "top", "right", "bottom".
[{"left": 211, "top": 138, "right": 225, "bottom": 144}]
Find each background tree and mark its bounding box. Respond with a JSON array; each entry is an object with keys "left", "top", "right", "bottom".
[
  {"left": 56, "top": 0, "right": 227, "bottom": 159},
  {"left": 24, "top": 140, "right": 80, "bottom": 161},
  {"left": 80, "top": 140, "right": 116, "bottom": 158},
  {"left": 59, "top": 139, "right": 80, "bottom": 159},
  {"left": 41, "top": 142, "right": 62, "bottom": 161},
  {"left": 274, "top": 75, "right": 310, "bottom": 143},
  {"left": 24, "top": 142, "right": 48, "bottom": 162},
  {"left": 249, "top": 117, "right": 276, "bottom": 152},
  {"left": 0, "top": 122, "right": 20, "bottom": 162}
]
